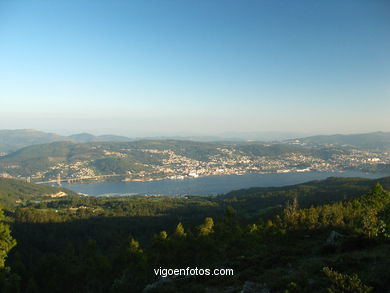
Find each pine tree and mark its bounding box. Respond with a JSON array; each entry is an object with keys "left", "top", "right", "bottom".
[
  {"left": 323, "top": 267, "right": 373, "bottom": 293},
  {"left": 0, "top": 207, "right": 18, "bottom": 292},
  {"left": 174, "top": 222, "right": 186, "bottom": 238},
  {"left": 199, "top": 217, "right": 214, "bottom": 236},
  {"left": 0, "top": 208, "right": 16, "bottom": 269},
  {"left": 158, "top": 231, "right": 168, "bottom": 240}
]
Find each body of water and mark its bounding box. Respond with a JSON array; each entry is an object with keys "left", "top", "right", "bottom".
[{"left": 60, "top": 171, "right": 390, "bottom": 197}]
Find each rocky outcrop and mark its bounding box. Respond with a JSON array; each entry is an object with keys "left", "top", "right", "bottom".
[{"left": 326, "top": 230, "right": 343, "bottom": 246}]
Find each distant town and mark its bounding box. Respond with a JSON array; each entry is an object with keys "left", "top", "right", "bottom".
[{"left": 0, "top": 136, "right": 389, "bottom": 185}]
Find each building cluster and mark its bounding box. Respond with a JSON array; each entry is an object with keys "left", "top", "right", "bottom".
[{"left": 1, "top": 145, "right": 389, "bottom": 183}]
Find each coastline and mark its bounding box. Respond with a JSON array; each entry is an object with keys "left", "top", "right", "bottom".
[
  {"left": 35, "top": 168, "right": 388, "bottom": 186},
  {"left": 59, "top": 170, "right": 390, "bottom": 197}
]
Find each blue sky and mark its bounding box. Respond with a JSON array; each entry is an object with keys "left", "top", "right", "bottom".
[{"left": 0, "top": 0, "right": 389, "bottom": 136}]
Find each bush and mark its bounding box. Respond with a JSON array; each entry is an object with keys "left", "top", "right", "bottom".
[{"left": 323, "top": 267, "right": 373, "bottom": 293}]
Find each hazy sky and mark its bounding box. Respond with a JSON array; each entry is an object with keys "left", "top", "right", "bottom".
[{"left": 1, "top": 0, "right": 389, "bottom": 136}]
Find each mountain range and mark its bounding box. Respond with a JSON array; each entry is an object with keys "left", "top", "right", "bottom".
[
  {"left": 0, "top": 129, "right": 133, "bottom": 153},
  {"left": 1, "top": 129, "right": 390, "bottom": 154},
  {"left": 292, "top": 131, "right": 390, "bottom": 150}
]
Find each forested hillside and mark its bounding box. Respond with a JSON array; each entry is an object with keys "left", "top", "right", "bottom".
[
  {"left": 1, "top": 139, "right": 388, "bottom": 183},
  {"left": 0, "top": 140, "right": 314, "bottom": 178},
  {"left": 0, "top": 178, "right": 79, "bottom": 209},
  {"left": 222, "top": 176, "right": 390, "bottom": 217},
  {"left": 0, "top": 177, "right": 390, "bottom": 292}
]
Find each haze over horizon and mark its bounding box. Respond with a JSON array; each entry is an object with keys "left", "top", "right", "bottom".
[
  {"left": 1, "top": 0, "right": 389, "bottom": 136},
  {"left": 2, "top": 128, "right": 390, "bottom": 144}
]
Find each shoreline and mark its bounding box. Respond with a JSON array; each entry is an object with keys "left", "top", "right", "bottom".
[
  {"left": 35, "top": 169, "right": 388, "bottom": 186},
  {"left": 57, "top": 170, "right": 390, "bottom": 197}
]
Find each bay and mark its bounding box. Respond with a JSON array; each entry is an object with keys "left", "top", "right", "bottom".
[{"left": 60, "top": 171, "right": 390, "bottom": 197}]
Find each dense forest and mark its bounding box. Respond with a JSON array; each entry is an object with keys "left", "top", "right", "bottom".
[{"left": 0, "top": 177, "right": 390, "bottom": 292}]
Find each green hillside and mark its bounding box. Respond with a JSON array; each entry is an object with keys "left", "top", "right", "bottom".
[
  {"left": 0, "top": 177, "right": 79, "bottom": 208},
  {"left": 0, "top": 140, "right": 312, "bottom": 178},
  {"left": 221, "top": 176, "right": 390, "bottom": 217},
  {"left": 1, "top": 136, "right": 389, "bottom": 184}
]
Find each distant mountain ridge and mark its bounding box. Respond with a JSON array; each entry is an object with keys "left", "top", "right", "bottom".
[
  {"left": 68, "top": 133, "right": 132, "bottom": 143},
  {"left": 0, "top": 129, "right": 68, "bottom": 154},
  {"left": 293, "top": 131, "right": 390, "bottom": 150},
  {"left": 0, "top": 129, "right": 133, "bottom": 153},
  {"left": 1, "top": 129, "right": 390, "bottom": 154}
]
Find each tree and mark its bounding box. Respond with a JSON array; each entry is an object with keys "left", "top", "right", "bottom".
[
  {"left": 323, "top": 267, "right": 373, "bottom": 293},
  {"left": 112, "top": 237, "right": 147, "bottom": 292},
  {"left": 283, "top": 197, "right": 299, "bottom": 229},
  {"left": 129, "top": 238, "right": 143, "bottom": 254},
  {"left": 225, "top": 206, "right": 236, "bottom": 218},
  {"left": 158, "top": 231, "right": 168, "bottom": 240},
  {"left": 0, "top": 207, "right": 18, "bottom": 292},
  {"left": 198, "top": 217, "right": 214, "bottom": 236},
  {"left": 379, "top": 203, "right": 390, "bottom": 238},
  {"left": 0, "top": 208, "right": 16, "bottom": 268},
  {"left": 361, "top": 208, "right": 386, "bottom": 238},
  {"left": 174, "top": 223, "right": 186, "bottom": 238}
]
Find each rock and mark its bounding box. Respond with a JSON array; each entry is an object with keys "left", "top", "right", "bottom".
[
  {"left": 240, "top": 281, "right": 269, "bottom": 293},
  {"left": 326, "top": 230, "right": 343, "bottom": 245}
]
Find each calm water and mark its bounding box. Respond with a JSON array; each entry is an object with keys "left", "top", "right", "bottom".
[{"left": 60, "top": 171, "right": 390, "bottom": 197}]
